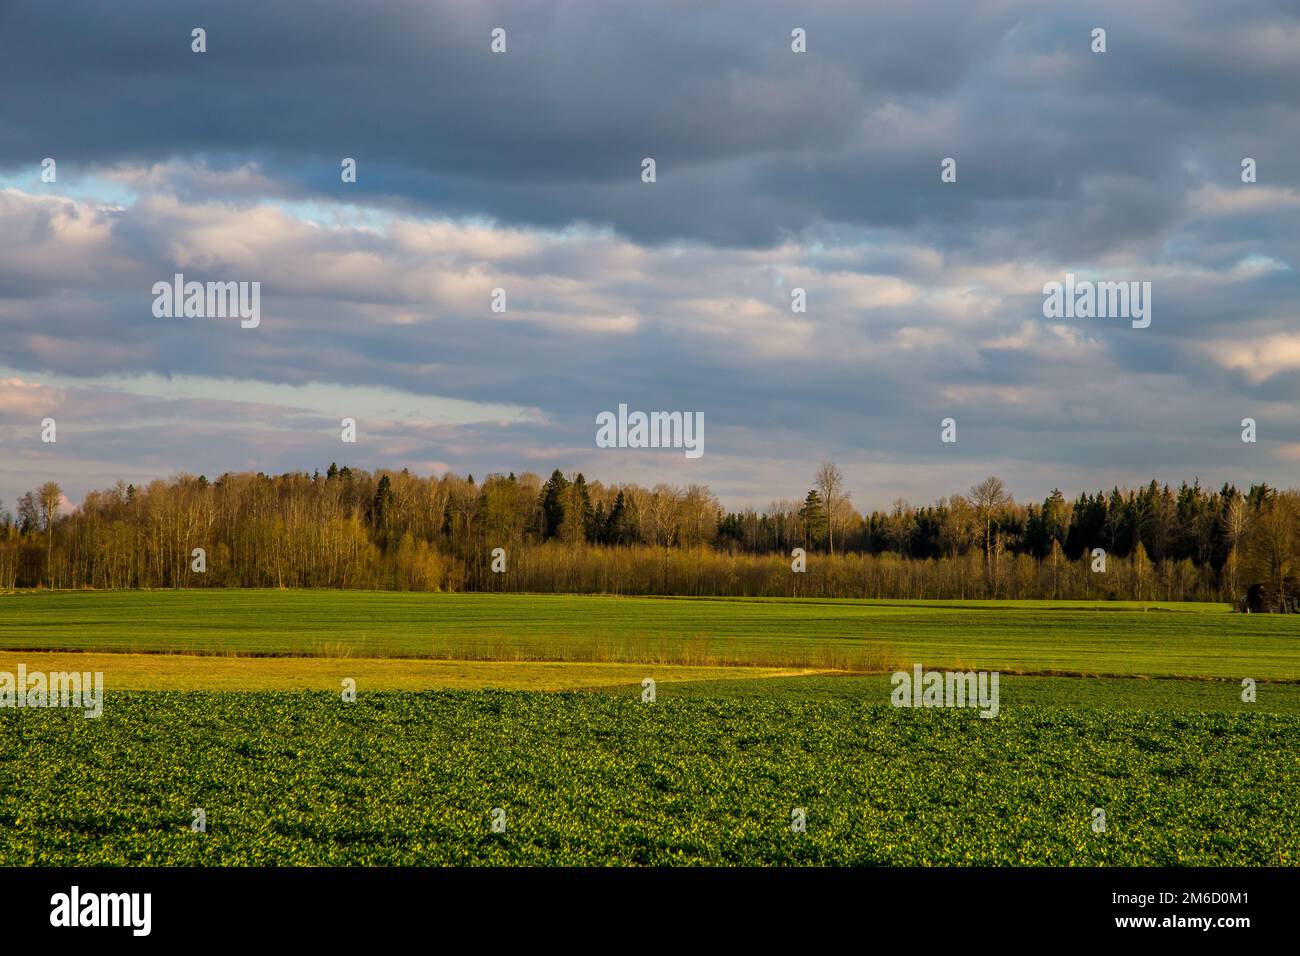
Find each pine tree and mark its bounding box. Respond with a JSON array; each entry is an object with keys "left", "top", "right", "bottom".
[
  {"left": 539, "top": 470, "right": 568, "bottom": 540},
  {"left": 572, "top": 473, "right": 595, "bottom": 542},
  {"left": 800, "top": 490, "right": 828, "bottom": 549},
  {"left": 606, "top": 490, "right": 627, "bottom": 545},
  {"left": 371, "top": 475, "right": 394, "bottom": 533}
]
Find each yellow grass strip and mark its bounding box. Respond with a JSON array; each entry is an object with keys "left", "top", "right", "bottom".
[{"left": 0, "top": 651, "right": 821, "bottom": 692}]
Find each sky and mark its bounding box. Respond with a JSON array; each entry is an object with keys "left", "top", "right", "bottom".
[{"left": 1, "top": 0, "right": 1298, "bottom": 514}]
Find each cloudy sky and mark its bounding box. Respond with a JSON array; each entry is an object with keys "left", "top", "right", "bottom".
[{"left": 1, "top": 0, "right": 1298, "bottom": 513}]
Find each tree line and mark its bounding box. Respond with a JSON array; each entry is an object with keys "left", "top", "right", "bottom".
[{"left": 1, "top": 463, "right": 1297, "bottom": 603}]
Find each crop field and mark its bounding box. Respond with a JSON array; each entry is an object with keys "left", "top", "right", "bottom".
[
  {"left": 0, "top": 651, "right": 815, "bottom": 692},
  {"left": 1, "top": 590, "right": 1296, "bottom": 867},
  {"left": 2, "top": 590, "right": 1296, "bottom": 679},
  {"left": 2, "top": 650, "right": 1297, "bottom": 711},
  {"left": 1, "top": 692, "right": 1295, "bottom": 866}
]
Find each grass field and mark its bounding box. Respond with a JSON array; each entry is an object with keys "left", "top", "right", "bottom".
[
  {"left": 2, "top": 589, "right": 1297, "bottom": 866},
  {"left": 2, "top": 590, "right": 1296, "bottom": 679}
]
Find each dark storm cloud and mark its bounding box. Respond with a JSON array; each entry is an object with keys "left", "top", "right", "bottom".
[{"left": 5, "top": 0, "right": 1293, "bottom": 251}]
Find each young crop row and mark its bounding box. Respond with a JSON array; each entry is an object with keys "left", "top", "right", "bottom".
[{"left": 0, "top": 691, "right": 1296, "bottom": 866}]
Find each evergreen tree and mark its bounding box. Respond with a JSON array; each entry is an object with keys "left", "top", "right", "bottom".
[
  {"left": 606, "top": 490, "right": 627, "bottom": 545},
  {"left": 800, "top": 490, "right": 828, "bottom": 549},
  {"left": 539, "top": 469, "right": 569, "bottom": 540},
  {"left": 571, "top": 473, "right": 596, "bottom": 542},
  {"left": 371, "top": 475, "right": 394, "bottom": 532}
]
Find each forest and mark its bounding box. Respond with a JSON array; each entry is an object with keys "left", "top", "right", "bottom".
[{"left": 1, "top": 463, "right": 1297, "bottom": 603}]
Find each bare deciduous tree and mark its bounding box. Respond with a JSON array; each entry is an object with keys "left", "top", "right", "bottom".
[
  {"left": 967, "top": 476, "right": 1010, "bottom": 571},
  {"left": 1243, "top": 493, "right": 1300, "bottom": 611},
  {"left": 38, "top": 481, "right": 62, "bottom": 589},
  {"left": 814, "top": 461, "right": 846, "bottom": 557}
]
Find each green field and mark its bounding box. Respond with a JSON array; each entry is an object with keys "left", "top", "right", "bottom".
[
  {"left": 2, "top": 590, "right": 1297, "bottom": 866},
  {"left": 2, "top": 590, "right": 1296, "bottom": 679},
  {"left": 2, "top": 692, "right": 1294, "bottom": 866}
]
